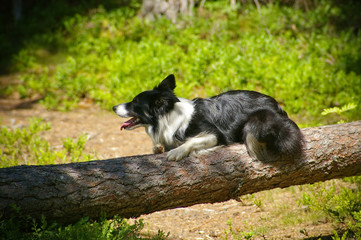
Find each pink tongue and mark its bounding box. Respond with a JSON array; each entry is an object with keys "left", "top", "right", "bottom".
[{"left": 120, "top": 117, "right": 138, "bottom": 130}]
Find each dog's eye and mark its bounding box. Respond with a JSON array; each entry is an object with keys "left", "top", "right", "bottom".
[{"left": 154, "top": 99, "right": 163, "bottom": 106}]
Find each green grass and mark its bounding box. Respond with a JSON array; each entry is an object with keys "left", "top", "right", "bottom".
[
  {"left": 224, "top": 178, "right": 361, "bottom": 239},
  {"left": 0, "top": 214, "right": 168, "bottom": 240},
  {"left": 299, "top": 177, "right": 361, "bottom": 239},
  {"left": 2, "top": 0, "right": 360, "bottom": 124},
  {"left": 223, "top": 219, "right": 257, "bottom": 240},
  {"left": 0, "top": 117, "right": 93, "bottom": 168}
]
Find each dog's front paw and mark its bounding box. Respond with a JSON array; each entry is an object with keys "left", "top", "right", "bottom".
[
  {"left": 167, "top": 147, "right": 189, "bottom": 161},
  {"left": 153, "top": 144, "right": 165, "bottom": 154}
]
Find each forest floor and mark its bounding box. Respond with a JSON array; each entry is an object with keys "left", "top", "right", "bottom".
[{"left": 0, "top": 99, "right": 342, "bottom": 240}]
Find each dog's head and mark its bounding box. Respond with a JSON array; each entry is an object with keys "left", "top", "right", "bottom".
[{"left": 113, "top": 74, "right": 180, "bottom": 130}]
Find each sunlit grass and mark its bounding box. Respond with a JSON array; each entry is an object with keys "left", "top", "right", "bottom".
[
  {"left": 226, "top": 179, "right": 358, "bottom": 239},
  {"left": 3, "top": 0, "right": 360, "bottom": 124},
  {"left": 0, "top": 117, "right": 93, "bottom": 167}
]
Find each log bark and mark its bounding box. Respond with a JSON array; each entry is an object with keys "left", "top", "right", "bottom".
[{"left": 0, "top": 121, "right": 360, "bottom": 224}]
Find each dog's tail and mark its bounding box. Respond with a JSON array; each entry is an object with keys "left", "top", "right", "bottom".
[{"left": 243, "top": 110, "right": 304, "bottom": 162}]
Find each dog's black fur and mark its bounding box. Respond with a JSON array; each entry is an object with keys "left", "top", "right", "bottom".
[{"left": 113, "top": 74, "right": 304, "bottom": 161}]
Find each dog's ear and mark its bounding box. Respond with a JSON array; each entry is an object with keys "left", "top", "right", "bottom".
[{"left": 157, "top": 74, "right": 176, "bottom": 91}]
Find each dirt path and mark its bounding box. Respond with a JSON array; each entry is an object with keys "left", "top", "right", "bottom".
[{"left": 0, "top": 102, "right": 337, "bottom": 239}]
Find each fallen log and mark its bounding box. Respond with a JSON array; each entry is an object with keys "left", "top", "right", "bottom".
[{"left": 0, "top": 121, "right": 360, "bottom": 224}]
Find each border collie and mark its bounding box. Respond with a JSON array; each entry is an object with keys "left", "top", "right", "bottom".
[{"left": 113, "top": 74, "right": 304, "bottom": 161}]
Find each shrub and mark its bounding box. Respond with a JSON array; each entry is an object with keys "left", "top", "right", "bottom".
[
  {"left": 5, "top": 0, "right": 360, "bottom": 123},
  {"left": 0, "top": 213, "right": 168, "bottom": 240},
  {"left": 0, "top": 118, "right": 92, "bottom": 167},
  {"left": 300, "top": 177, "right": 361, "bottom": 239}
]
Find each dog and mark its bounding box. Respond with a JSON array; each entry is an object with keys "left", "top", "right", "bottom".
[{"left": 113, "top": 74, "right": 304, "bottom": 161}]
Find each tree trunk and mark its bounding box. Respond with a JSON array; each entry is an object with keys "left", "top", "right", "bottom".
[
  {"left": 0, "top": 121, "right": 360, "bottom": 224},
  {"left": 141, "top": 0, "right": 195, "bottom": 22}
]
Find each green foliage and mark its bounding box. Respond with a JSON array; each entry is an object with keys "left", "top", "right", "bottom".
[
  {"left": 332, "top": 230, "right": 349, "bottom": 240},
  {"left": 5, "top": 0, "right": 361, "bottom": 122},
  {"left": 62, "top": 134, "right": 90, "bottom": 163},
  {"left": 0, "top": 118, "right": 93, "bottom": 167},
  {"left": 0, "top": 212, "right": 168, "bottom": 240},
  {"left": 249, "top": 194, "right": 264, "bottom": 210},
  {"left": 321, "top": 103, "right": 357, "bottom": 124},
  {"left": 223, "top": 219, "right": 257, "bottom": 240},
  {"left": 300, "top": 177, "right": 361, "bottom": 239},
  {"left": 322, "top": 103, "right": 357, "bottom": 116}
]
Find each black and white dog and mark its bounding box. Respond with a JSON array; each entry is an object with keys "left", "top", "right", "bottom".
[{"left": 113, "top": 74, "right": 304, "bottom": 161}]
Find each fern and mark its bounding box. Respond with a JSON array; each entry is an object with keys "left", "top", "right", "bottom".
[{"left": 321, "top": 103, "right": 357, "bottom": 116}]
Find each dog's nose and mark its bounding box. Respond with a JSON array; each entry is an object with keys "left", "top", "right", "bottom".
[{"left": 112, "top": 106, "right": 117, "bottom": 112}]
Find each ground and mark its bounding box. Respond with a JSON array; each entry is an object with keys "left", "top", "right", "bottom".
[{"left": 0, "top": 100, "right": 340, "bottom": 240}]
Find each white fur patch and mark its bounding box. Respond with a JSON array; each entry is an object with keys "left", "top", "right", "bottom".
[
  {"left": 245, "top": 133, "right": 268, "bottom": 161},
  {"left": 114, "top": 104, "right": 130, "bottom": 118},
  {"left": 147, "top": 98, "right": 195, "bottom": 149},
  {"left": 167, "top": 133, "right": 218, "bottom": 161}
]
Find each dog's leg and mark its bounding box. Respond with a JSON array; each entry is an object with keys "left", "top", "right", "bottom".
[{"left": 167, "top": 133, "right": 217, "bottom": 161}]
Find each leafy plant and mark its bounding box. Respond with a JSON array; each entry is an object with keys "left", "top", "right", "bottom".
[
  {"left": 4, "top": 0, "right": 360, "bottom": 124},
  {"left": 0, "top": 118, "right": 93, "bottom": 167},
  {"left": 62, "top": 134, "right": 90, "bottom": 163},
  {"left": 0, "top": 212, "right": 169, "bottom": 240},
  {"left": 332, "top": 230, "right": 349, "bottom": 240},
  {"left": 321, "top": 103, "right": 357, "bottom": 124},
  {"left": 249, "top": 194, "right": 264, "bottom": 210},
  {"left": 322, "top": 103, "right": 357, "bottom": 116},
  {"left": 299, "top": 177, "right": 361, "bottom": 239},
  {"left": 223, "top": 219, "right": 256, "bottom": 240}
]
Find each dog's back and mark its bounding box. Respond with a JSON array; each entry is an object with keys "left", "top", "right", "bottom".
[{"left": 189, "top": 90, "right": 304, "bottom": 161}]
